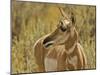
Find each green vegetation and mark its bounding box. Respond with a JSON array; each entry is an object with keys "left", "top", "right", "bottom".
[{"left": 12, "top": 0, "right": 96, "bottom": 74}]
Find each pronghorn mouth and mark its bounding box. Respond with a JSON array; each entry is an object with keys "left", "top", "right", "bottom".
[{"left": 43, "top": 41, "right": 54, "bottom": 48}]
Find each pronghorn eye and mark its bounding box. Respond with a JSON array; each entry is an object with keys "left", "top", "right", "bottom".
[
  {"left": 60, "top": 26, "right": 67, "bottom": 32},
  {"left": 60, "top": 21, "right": 63, "bottom": 25}
]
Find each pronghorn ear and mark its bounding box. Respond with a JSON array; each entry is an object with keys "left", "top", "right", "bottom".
[{"left": 71, "top": 13, "right": 75, "bottom": 25}]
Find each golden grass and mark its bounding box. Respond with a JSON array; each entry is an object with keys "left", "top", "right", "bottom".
[{"left": 11, "top": 0, "right": 96, "bottom": 74}]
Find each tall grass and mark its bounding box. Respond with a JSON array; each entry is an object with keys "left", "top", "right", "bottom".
[{"left": 12, "top": 0, "right": 96, "bottom": 74}]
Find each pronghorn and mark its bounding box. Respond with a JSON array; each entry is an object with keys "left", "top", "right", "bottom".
[{"left": 33, "top": 7, "right": 87, "bottom": 72}]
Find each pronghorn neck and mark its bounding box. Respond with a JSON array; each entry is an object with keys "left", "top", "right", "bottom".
[
  {"left": 65, "top": 41, "right": 77, "bottom": 54},
  {"left": 65, "top": 28, "right": 78, "bottom": 54}
]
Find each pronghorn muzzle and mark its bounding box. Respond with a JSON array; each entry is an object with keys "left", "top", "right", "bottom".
[{"left": 43, "top": 36, "right": 54, "bottom": 48}]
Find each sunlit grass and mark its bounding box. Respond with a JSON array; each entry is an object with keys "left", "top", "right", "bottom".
[{"left": 11, "top": 0, "right": 96, "bottom": 74}]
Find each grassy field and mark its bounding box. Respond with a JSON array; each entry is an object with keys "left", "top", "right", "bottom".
[{"left": 11, "top": 0, "right": 96, "bottom": 74}]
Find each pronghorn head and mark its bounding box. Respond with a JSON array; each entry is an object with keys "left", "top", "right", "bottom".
[{"left": 43, "top": 8, "right": 77, "bottom": 48}]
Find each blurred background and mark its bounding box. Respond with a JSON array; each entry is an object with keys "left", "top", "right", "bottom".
[{"left": 11, "top": 0, "right": 96, "bottom": 74}]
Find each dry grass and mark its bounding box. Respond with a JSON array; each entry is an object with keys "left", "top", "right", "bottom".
[{"left": 11, "top": 0, "right": 96, "bottom": 74}]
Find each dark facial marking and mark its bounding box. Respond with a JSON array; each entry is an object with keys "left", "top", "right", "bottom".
[{"left": 60, "top": 25, "right": 67, "bottom": 32}]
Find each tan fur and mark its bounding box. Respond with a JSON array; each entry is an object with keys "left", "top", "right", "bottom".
[
  {"left": 33, "top": 29, "right": 87, "bottom": 72},
  {"left": 33, "top": 8, "right": 87, "bottom": 72}
]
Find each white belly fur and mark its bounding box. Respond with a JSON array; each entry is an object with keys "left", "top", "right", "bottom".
[{"left": 44, "top": 57, "right": 57, "bottom": 71}]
